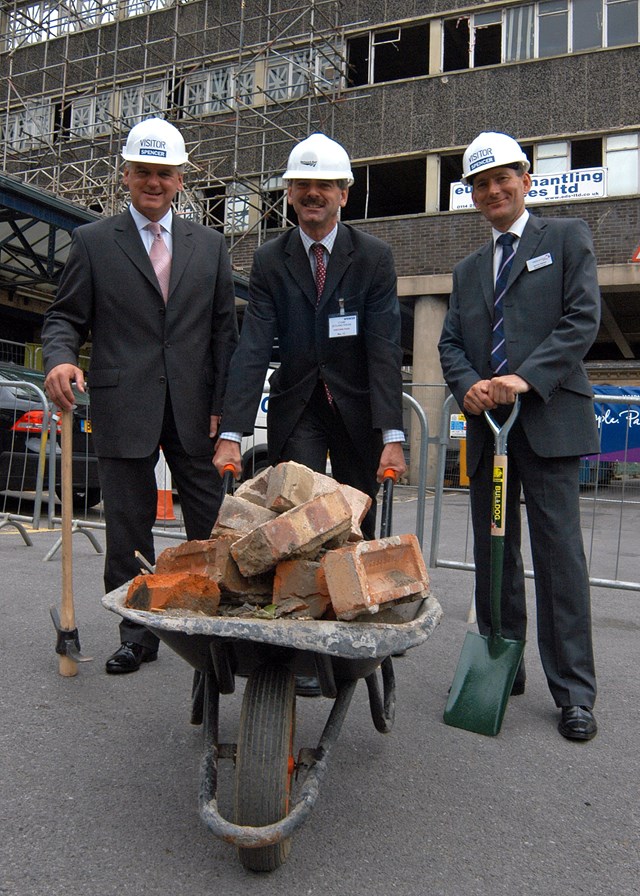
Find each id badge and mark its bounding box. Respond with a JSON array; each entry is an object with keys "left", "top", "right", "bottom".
[
  {"left": 329, "top": 312, "right": 358, "bottom": 338},
  {"left": 329, "top": 298, "right": 358, "bottom": 338}
]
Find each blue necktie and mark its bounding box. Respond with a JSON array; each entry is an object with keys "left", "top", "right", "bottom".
[{"left": 492, "top": 232, "right": 516, "bottom": 374}]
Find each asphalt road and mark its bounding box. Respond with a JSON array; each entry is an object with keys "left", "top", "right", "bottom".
[{"left": 1, "top": 490, "right": 638, "bottom": 895}]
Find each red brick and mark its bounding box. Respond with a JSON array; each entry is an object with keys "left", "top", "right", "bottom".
[
  {"left": 266, "top": 460, "right": 316, "bottom": 511},
  {"left": 125, "top": 572, "right": 221, "bottom": 615},
  {"left": 273, "top": 559, "right": 330, "bottom": 618},
  {"left": 156, "top": 536, "right": 273, "bottom": 598},
  {"left": 308, "top": 473, "right": 371, "bottom": 541},
  {"left": 321, "top": 534, "right": 429, "bottom": 620},
  {"left": 231, "top": 489, "right": 352, "bottom": 576}
]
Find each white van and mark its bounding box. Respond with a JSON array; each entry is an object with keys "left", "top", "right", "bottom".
[{"left": 239, "top": 368, "right": 273, "bottom": 481}]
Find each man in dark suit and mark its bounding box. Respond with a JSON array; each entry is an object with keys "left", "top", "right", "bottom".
[
  {"left": 439, "top": 132, "right": 600, "bottom": 740},
  {"left": 213, "top": 133, "right": 406, "bottom": 539},
  {"left": 42, "top": 118, "right": 238, "bottom": 673}
]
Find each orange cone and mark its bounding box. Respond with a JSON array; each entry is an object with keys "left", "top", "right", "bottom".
[{"left": 155, "top": 448, "right": 176, "bottom": 523}]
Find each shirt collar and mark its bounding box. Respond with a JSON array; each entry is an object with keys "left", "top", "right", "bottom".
[
  {"left": 129, "top": 203, "right": 173, "bottom": 235},
  {"left": 492, "top": 209, "right": 529, "bottom": 248},
  {"left": 299, "top": 223, "right": 338, "bottom": 256}
]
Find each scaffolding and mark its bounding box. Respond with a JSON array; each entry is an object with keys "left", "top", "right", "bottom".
[{"left": 0, "top": 0, "right": 359, "bottom": 271}]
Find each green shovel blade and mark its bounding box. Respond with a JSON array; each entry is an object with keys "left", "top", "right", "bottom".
[{"left": 443, "top": 631, "right": 525, "bottom": 737}]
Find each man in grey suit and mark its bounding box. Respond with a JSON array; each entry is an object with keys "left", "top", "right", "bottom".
[
  {"left": 42, "top": 118, "right": 238, "bottom": 673},
  {"left": 438, "top": 132, "right": 600, "bottom": 740},
  {"left": 213, "top": 133, "right": 406, "bottom": 541}
]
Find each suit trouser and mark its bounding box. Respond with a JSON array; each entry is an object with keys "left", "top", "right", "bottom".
[
  {"left": 278, "top": 381, "right": 381, "bottom": 539},
  {"left": 98, "top": 396, "right": 222, "bottom": 650},
  {"left": 469, "top": 419, "right": 596, "bottom": 709}
]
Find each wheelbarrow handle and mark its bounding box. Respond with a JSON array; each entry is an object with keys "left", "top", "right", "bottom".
[
  {"left": 221, "top": 463, "right": 238, "bottom": 496},
  {"left": 379, "top": 469, "right": 397, "bottom": 539},
  {"left": 484, "top": 395, "right": 521, "bottom": 456}
]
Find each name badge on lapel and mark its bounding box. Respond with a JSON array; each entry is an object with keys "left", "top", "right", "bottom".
[
  {"left": 526, "top": 253, "right": 553, "bottom": 272},
  {"left": 329, "top": 298, "right": 358, "bottom": 338}
]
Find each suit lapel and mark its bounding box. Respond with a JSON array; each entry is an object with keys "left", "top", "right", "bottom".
[
  {"left": 113, "top": 211, "right": 159, "bottom": 294},
  {"left": 476, "top": 241, "right": 494, "bottom": 317},
  {"left": 508, "top": 216, "right": 546, "bottom": 287},
  {"left": 321, "top": 223, "right": 353, "bottom": 309},
  {"left": 285, "top": 230, "right": 317, "bottom": 306},
  {"left": 168, "top": 214, "right": 195, "bottom": 300}
]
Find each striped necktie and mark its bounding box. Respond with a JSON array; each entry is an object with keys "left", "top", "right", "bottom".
[{"left": 491, "top": 232, "right": 516, "bottom": 374}]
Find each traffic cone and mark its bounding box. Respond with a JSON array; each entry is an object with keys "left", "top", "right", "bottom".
[{"left": 155, "top": 448, "right": 177, "bottom": 523}]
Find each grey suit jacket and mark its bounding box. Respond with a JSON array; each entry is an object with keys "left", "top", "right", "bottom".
[
  {"left": 42, "top": 210, "right": 238, "bottom": 458},
  {"left": 220, "top": 222, "right": 404, "bottom": 464},
  {"left": 438, "top": 214, "right": 600, "bottom": 476}
]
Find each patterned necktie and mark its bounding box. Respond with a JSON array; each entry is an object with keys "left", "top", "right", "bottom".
[
  {"left": 147, "top": 222, "right": 171, "bottom": 303},
  {"left": 491, "top": 232, "right": 516, "bottom": 374},
  {"left": 312, "top": 242, "right": 326, "bottom": 298},
  {"left": 311, "top": 242, "right": 333, "bottom": 406}
]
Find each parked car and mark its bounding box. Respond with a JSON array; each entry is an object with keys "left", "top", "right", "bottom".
[{"left": 0, "top": 362, "right": 101, "bottom": 508}]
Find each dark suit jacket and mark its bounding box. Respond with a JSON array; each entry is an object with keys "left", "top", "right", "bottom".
[
  {"left": 220, "top": 222, "right": 404, "bottom": 464},
  {"left": 438, "top": 214, "right": 601, "bottom": 476},
  {"left": 42, "top": 210, "right": 238, "bottom": 458}
]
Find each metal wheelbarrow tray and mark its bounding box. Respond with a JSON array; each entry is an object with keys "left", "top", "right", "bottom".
[{"left": 102, "top": 585, "right": 442, "bottom": 871}]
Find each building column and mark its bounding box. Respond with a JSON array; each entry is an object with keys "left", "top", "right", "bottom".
[{"left": 409, "top": 294, "right": 449, "bottom": 488}]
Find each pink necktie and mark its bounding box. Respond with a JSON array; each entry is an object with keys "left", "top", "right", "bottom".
[
  {"left": 147, "top": 222, "right": 171, "bottom": 302},
  {"left": 312, "top": 243, "right": 333, "bottom": 406}
]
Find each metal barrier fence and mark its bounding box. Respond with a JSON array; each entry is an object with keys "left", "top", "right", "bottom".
[
  {"left": 1, "top": 380, "right": 432, "bottom": 556},
  {"left": 430, "top": 391, "right": 640, "bottom": 594},
  {"left": 5, "top": 366, "right": 637, "bottom": 597}
]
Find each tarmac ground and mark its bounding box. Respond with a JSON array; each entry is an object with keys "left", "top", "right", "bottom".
[{"left": 1, "top": 487, "right": 638, "bottom": 896}]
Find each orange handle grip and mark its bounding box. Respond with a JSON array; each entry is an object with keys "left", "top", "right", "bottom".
[{"left": 382, "top": 468, "right": 398, "bottom": 482}]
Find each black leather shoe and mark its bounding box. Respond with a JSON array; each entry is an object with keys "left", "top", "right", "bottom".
[
  {"left": 105, "top": 642, "right": 158, "bottom": 674},
  {"left": 294, "top": 675, "right": 321, "bottom": 697},
  {"left": 558, "top": 706, "right": 597, "bottom": 741}
]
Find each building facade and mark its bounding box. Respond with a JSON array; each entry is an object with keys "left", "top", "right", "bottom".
[{"left": 1, "top": 0, "right": 639, "bottom": 389}]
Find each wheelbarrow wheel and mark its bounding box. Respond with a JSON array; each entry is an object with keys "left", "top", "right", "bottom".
[{"left": 235, "top": 664, "right": 296, "bottom": 872}]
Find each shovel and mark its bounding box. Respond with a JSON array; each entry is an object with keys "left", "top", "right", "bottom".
[
  {"left": 50, "top": 407, "right": 91, "bottom": 675},
  {"left": 443, "top": 397, "right": 524, "bottom": 736}
]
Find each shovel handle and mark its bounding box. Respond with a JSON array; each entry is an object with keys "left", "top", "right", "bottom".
[
  {"left": 484, "top": 400, "right": 520, "bottom": 639},
  {"left": 484, "top": 395, "right": 520, "bottom": 456}
]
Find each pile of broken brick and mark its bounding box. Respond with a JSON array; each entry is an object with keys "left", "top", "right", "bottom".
[{"left": 125, "top": 461, "right": 430, "bottom": 623}]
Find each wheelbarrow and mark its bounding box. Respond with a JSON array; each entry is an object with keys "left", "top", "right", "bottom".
[{"left": 102, "top": 475, "right": 443, "bottom": 872}]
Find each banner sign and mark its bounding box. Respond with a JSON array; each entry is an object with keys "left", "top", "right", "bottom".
[{"left": 450, "top": 167, "right": 607, "bottom": 210}]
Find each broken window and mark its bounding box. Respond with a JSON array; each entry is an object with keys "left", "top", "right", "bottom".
[
  {"left": 342, "top": 159, "right": 427, "bottom": 220},
  {"left": 443, "top": 12, "right": 502, "bottom": 71},
  {"left": 347, "top": 23, "right": 429, "bottom": 86}
]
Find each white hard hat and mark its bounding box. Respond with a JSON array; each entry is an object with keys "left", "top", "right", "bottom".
[
  {"left": 121, "top": 117, "right": 189, "bottom": 166},
  {"left": 283, "top": 133, "right": 354, "bottom": 186},
  {"left": 461, "top": 131, "right": 530, "bottom": 184}
]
